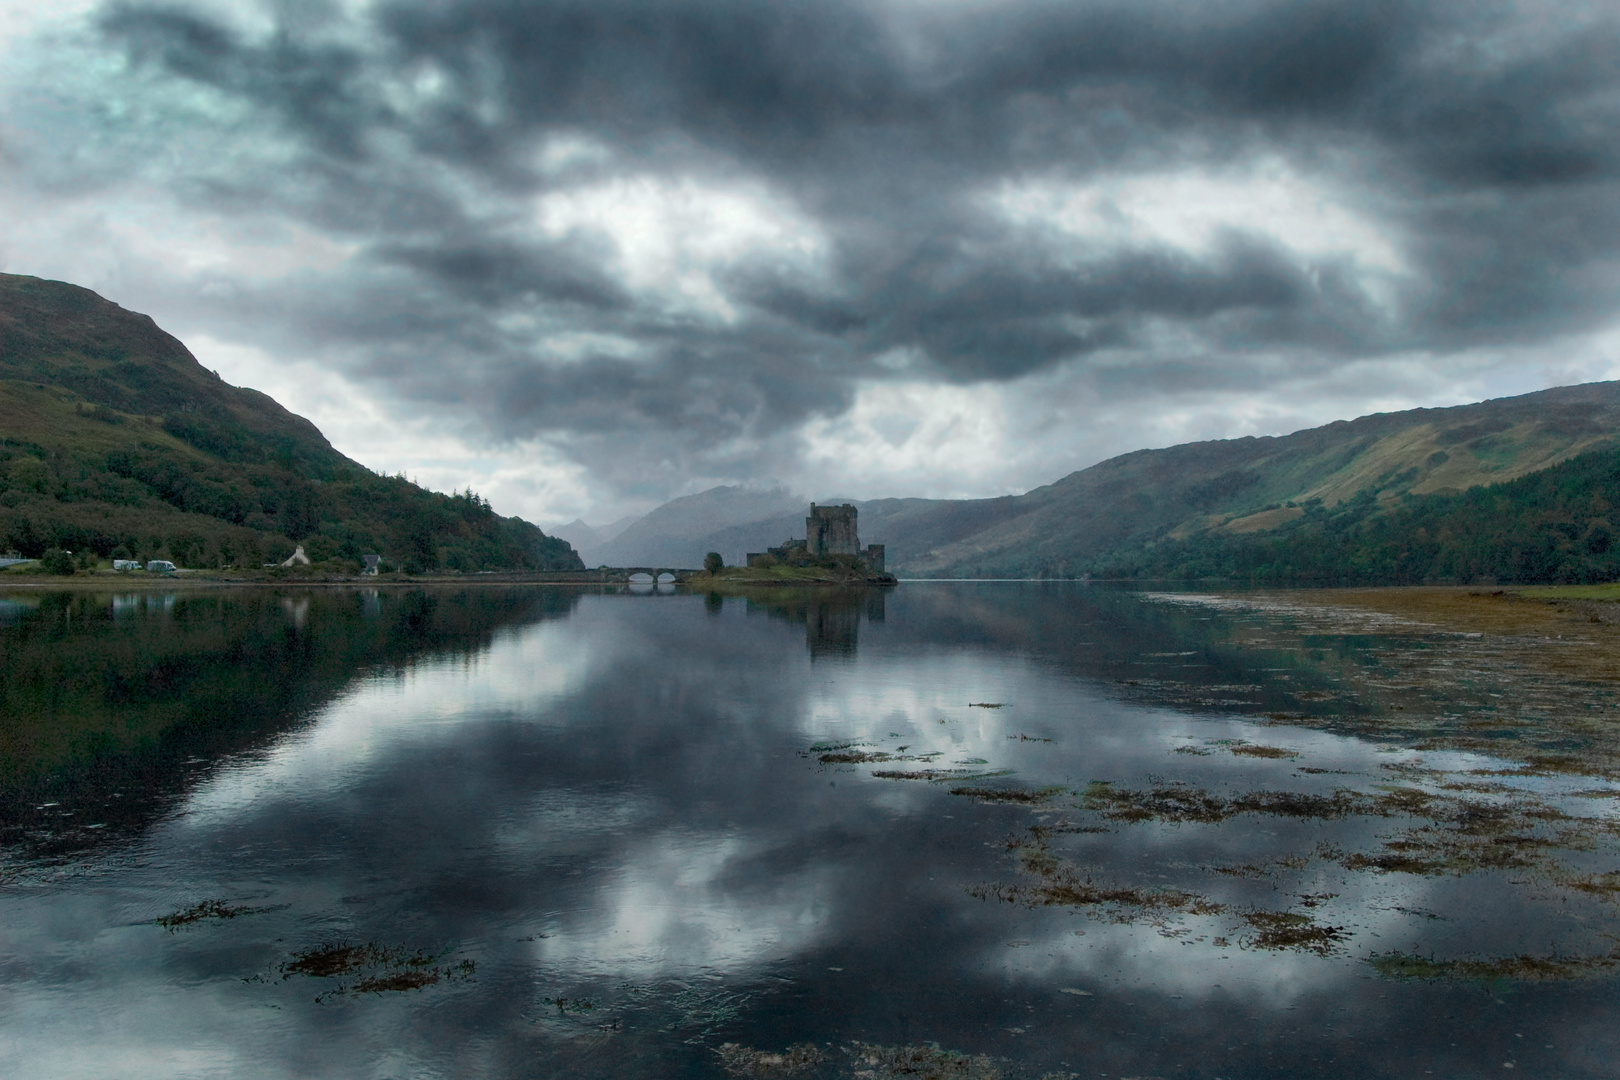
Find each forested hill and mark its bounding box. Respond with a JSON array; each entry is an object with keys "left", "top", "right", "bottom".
[
  {"left": 0, "top": 273, "right": 581, "bottom": 572},
  {"left": 1093, "top": 443, "right": 1620, "bottom": 585},
  {"left": 869, "top": 380, "right": 1620, "bottom": 578}
]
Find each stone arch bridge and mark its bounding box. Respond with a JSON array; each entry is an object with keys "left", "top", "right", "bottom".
[{"left": 620, "top": 567, "right": 692, "bottom": 583}]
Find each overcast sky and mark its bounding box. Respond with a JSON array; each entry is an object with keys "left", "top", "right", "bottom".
[{"left": 2, "top": 0, "right": 1617, "bottom": 526}]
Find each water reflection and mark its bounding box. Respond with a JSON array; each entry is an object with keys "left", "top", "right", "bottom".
[
  {"left": 0, "top": 587, "right": 583, "bottom": 860},
  {"left": 0, "top": 597, "right": 37, "bottom": 622},
  {"left": 735, "top": 586, "right": 887, "bottom": 657},
  {"left": 0, "top": 583, "right": 1617, "bottom": 1080},
  {"left": 111, "top": 593, "right": 177, "bottom": 617}
]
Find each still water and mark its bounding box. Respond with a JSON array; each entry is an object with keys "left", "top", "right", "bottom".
[{"left": 3, "top": 583, "right": 1619, "bottom": 1078}]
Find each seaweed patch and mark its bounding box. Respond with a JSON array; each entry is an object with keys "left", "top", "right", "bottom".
[
  {"left": 950, "top": 785, "right": 1065, "bottom": 805},
  {"left": 1238, "top": 910, "right": 1348, "bottom": 956},
  {"left": 716, "top": 1042, "right": 826, "bottom": 1077},
  {"left": 155, "top": 899, "right": 274, "bottom": 929},
  {"left": 1369, "top": 949, "right": 1620, "bottom": 982},
  {"left": 973, "top": 826, "right": 1224, "bottom": 924},
  {"left": 1339, "top": 794, "right": 1578, "bottom": 877},
  {"left": 544, "top": 995, "right": 597, "bottom": 1015},
  {"left": 274, "top": 942, "right": 474, "bottom": 1001},
  {"left": 873, "top": 768, "right": 1011, "bottom": 783},
  {"left": 849, "top": 1041, "right": 1004, "bottom": 1079},
  {"left": 1229, "top": 743, "right": 1300, "bottom": 760},
  {"left": 1562, "top": 871, "right": 1620, "bottom": 899},
  {"left": 1080, "top": 782, "right": 1367, "bottom": 824}
]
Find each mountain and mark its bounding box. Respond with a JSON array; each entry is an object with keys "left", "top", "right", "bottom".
[
  {"left": 545, "top": 514, "right": 640, "bottom": 565},
  {"left": 618, "top": 382, "right": 1620, "bottom": 578},
  {"left": 1092, "top": 443, "right": 1620, "bottom": 585},
  {"left": 0, "top": 273, "right": 581, "bottom": 572},
  {"left": 547, "top": 519, "right": 606, "bottom": 559},
  {"left": 588, "top": 485, "right": 807, "bottom": 567},
  {"left": 891, "top": 381, "right": 1620, "bottom": 577}
]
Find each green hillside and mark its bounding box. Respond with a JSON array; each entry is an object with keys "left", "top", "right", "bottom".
[
  {"left": 0, "top": 274, "right": 581, "bottom": 573},
  {"left": 1094, "top": 444, "right": 1620, "bottom": 585},
  {"left": 877, "top": 382, "right": 1620, "bottom": 578}
]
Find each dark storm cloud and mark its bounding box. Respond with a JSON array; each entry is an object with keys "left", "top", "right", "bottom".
[{"left": 86, "top": 0, "right": 1620, "bottom": 477}]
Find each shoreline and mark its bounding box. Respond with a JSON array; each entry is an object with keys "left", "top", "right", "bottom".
[
  {"left": 3, "top": 574, "right": 1609, "bottom": 602},
  {"left": 0, "top": 570, "right": 635, "bottom": 589},
  {"left": 0, "top": 568, "right": 901, "bottom": 590}
]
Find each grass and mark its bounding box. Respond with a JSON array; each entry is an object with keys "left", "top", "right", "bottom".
[{"left": 0, "top": 381, "right": 194, "bottom": 455}]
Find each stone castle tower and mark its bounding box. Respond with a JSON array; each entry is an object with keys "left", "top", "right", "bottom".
[
  {"left": 747, "top": 503, "right": 886, "bottom": 572},
  {"left": 805, "top": 503, "right": 859, "bottom": 556}
]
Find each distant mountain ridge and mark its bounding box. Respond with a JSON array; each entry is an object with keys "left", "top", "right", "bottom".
[
  {"left": 587, "top": 485, "right": 808, "bottom": 568},
  {"left": 546, "top": 514, "right": 639, "bottom": 563},
  {"left": 0, "top": 274, "right": 581, "bottom": 572},
  {"left": 602, "top": 382, "right": 1620, "bottom": 577}
]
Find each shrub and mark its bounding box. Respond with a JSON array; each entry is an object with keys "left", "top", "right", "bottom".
[{"left": 40, "top": 548, "right": 76, "bottom": 575}]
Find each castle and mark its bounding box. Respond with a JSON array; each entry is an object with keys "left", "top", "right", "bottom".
[
  {"left": 747, "top": 503, "right": 885, "bottom": 572},
  {"left": 745, "top": 508, "right": 887, "bottom": 573}
]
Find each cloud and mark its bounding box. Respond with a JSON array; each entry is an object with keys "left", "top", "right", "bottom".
[
  {"left": 0, "top": 0, "right": 1616, "bottom": 520},
  {"left": 534, "top": 171, "right": 830, "bottom": 322}
]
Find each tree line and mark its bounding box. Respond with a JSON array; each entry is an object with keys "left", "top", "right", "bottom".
[{"left": 0, "top": 433, "right": 580, "bottom": 573}]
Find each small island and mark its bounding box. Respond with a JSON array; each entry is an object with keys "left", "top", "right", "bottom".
[{"left": 691, "top": 503, "right": 895, "bottom": 586}]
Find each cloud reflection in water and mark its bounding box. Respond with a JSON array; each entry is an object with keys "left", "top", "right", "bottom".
[{"left": 2, "top": 584, "right": 1619, "bottom": 1078}]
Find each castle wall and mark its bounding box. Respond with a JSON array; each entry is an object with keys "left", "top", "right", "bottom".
[
  {"left": 754, "top": 505, "right": 882, "bottom": 571},
  {"left": 806, "top": 503, "right": 860, "bottom": 556}
]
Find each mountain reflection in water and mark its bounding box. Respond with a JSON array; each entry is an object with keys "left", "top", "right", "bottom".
[{"left": 2, "top": 582, "right": 1619, "bottom": 1079}]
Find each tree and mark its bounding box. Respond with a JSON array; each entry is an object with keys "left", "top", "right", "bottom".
[
  {"left": 40, "top": 548, "right": 75, "bottom": 575},
  {"left": 704, "top": 551, "right": 724, "bottom": 573},
  {"left": 9, "top": 456, "right": 51, "bottom": 494}
]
